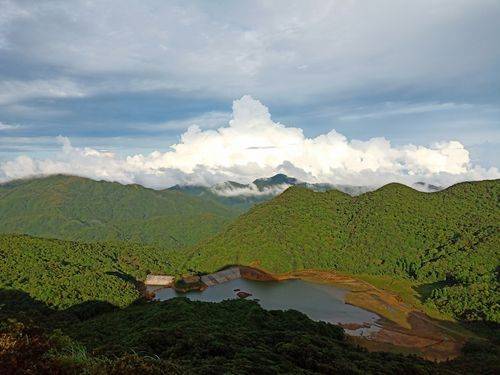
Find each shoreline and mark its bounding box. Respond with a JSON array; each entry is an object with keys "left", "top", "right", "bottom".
[
  {"left": 147, "top": 266, "right": 471, "bottom": 361},
  {"left": 271, "top": 268, "right": 470, "bottom": 361}
]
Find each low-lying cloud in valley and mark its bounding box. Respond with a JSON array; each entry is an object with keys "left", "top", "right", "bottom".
[
  {"left": 211, "top": 182, "right": 294, "bottom": 197},
  {"left": 1, "top": 96, "right": 498, "bottom": 190}
]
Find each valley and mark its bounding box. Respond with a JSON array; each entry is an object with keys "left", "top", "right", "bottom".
[
  {"left": 3, "top": 3, "right": 498, "bottom": 372},
  {"left": 0, "top": 175, "right": 498, "bottom": 373}
]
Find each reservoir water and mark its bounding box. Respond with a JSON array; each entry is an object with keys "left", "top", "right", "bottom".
[{"left": 149, "top": 278, "right": 381, "bottom": 336}]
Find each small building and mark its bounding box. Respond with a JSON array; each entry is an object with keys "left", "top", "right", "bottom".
[{"left": 144, "top": 274, "right": 175, "bottom": 286}]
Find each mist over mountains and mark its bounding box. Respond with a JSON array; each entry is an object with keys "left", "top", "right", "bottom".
[
  {"left": 171, "top": 173, "right": 443, "bottom": 209},
  {"left": 1, "top": 2, "right": 499, "bottom": 372},
  {"left": 187, "top": 178, "right": 499, "bottom": 324},
  {"left": 1, "top": 172, "right": 498, "bottom": 373}
]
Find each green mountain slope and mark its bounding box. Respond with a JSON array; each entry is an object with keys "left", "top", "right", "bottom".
[
  {"left": 188, "top": 180, "right": 500, "bottom": 322},
  {"left": 0, "top": 175, "right": 240, "bottom": 248},
  {"left": 0, "top": 234, "right": 186, "bottom": 308}
]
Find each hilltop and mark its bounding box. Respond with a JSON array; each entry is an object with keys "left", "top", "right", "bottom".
[
  {"left": 1, "top": 232, "right": 497, "bottom": 373},
  {"left": 0, "top": 175, "right": 240, "bottom": 248},
  {"left": 170, "top": 173, "right": 443, "bottom": 211}
]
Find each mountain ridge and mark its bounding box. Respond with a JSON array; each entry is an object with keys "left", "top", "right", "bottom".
[{"left": 0, "top": 174, "right": 240, "bottom": 248}]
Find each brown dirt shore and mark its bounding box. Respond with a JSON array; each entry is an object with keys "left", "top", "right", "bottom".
[
  {"left": 149, "top": 266, "right": 471, "bottom": 361},
  {"left": 239, "top": 267, "right": 471, "bottom": 362}
]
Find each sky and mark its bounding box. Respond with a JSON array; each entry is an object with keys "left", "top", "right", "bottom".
[{"left": 0, "top": 0, "right": 499, "bottom": 188}]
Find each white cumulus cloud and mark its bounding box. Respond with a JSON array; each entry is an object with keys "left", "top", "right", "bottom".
[
  {"left": 0, "top": 96, "right": 498, "bottom": 189},
  {"left": 211, "top": 182, "right": 293, "bottom": 197}
]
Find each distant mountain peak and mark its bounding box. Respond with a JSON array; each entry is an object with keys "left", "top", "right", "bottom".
[
  {"left": 252, "top": 174, "right": 299, "bottom": 189},
  {"left": 212, "top": 181, "right": 249, "bottom": 191}
]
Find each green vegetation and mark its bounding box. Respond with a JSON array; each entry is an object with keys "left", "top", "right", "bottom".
[
  {"left": 0, "top": 176, "right": 499, "bottom": 372},
  {"left": 0, "top": 316, "right": 183, "bottom": 374},
  {"left": 355, "top": 274, "right": 452, "bottom": 321},
  {"left": 188, "top": 180, "right": 500, "bottom": 323},
  {"left": 1, "top": 292, "right": 499, "bottom": 374},
  {"left": 169, "top": 174, "right": 303, "bottom": 211},
  {"left": 0, "top": 175, "right": 240, "bottom": 248},
  {"left": 0, "top": 234, "right": 186, "bottom": 308}
]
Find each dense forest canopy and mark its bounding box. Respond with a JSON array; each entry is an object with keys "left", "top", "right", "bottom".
[
  {"left": 0, "top": 234, "right": 185, "bottom": 308},
  {"left": 3, "top": 293, "right": 498, "bottom": 374}
]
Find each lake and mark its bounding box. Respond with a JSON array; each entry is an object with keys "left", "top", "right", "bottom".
[{"left": 149, "top": 278, "right": 381, "bottom": 336}]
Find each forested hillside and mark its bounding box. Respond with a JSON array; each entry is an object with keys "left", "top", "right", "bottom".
[
  {"left": 0, "top": 175, "right": 239, "bottom": 248},
  {"left": 4, "top": 235, "right": 483, "bottom": 373},
  {"left": 3, "top": 295, "right": 498, "bottom": 374},
  {"left": 188, "top": 180, "right": 500, "bottom": 322},
  {"left": 0, "top": 234, "right": 185, "bottom": 308}
]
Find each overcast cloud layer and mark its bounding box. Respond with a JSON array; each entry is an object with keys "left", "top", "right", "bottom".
[{"left": 0, "top": 0, "right": 499, "bottom": 186}]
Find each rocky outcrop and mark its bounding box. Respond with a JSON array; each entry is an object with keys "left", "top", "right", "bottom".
[
  {"left": 236, "top": 291, "right": 252, "bottom": 299},
  {"left": 182, "top": 275, "right": 202, "bottom": 284},
  {"left": 239, "top": 266, "right": 277, "bottom": 281}
]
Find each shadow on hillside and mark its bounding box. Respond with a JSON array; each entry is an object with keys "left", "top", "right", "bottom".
[
  {"left": 0, "top": 288, "right": 148, "bottom": 329},
  {"left": 412, "top": 280, "right": 451, "bottom": 301},
  {"left": 2, "top": 287, "right": 500, "bottom": 375},
  {"left": 0, "top": 288, "right": 53, "bottom": 320},
  {"left": 0, "top": 288, "right": 498, "bottom": 362},
  {"left": 410, "top": 282, "right": 500, "bottom": 341},
  {"left": 106, "top": 269, "right": 147, "bottom": 295},
  {"left": 0, "top": 270, "right": 150, "bottom": 327}
]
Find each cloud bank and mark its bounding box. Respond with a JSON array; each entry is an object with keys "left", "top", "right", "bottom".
[
  {"left": 1, "top": 96, "right": 498, "bottom": 189},
  {"left": 211, "top": 182, "right": 293, "bottom": 198}
]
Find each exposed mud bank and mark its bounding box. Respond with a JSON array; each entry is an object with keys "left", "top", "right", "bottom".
[
  {"left": 268, "top": 269, "right": 469, "bottom": 361},
  {"left": 238, "top": 267, "right": 468, "bottom": 361},
  {"left": 148, "top": 266, "right": 469, "bottom": 361},
  {"left": 358, "top": 313, "right": 464, "bottom": 362},
  {"left": 239, "top": 265, "right": 279, "bottom": 281}
]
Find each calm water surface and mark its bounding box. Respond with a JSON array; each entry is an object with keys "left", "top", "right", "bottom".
[{"left": 149, "top": 278, "right": 380, "bottom": 335}]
